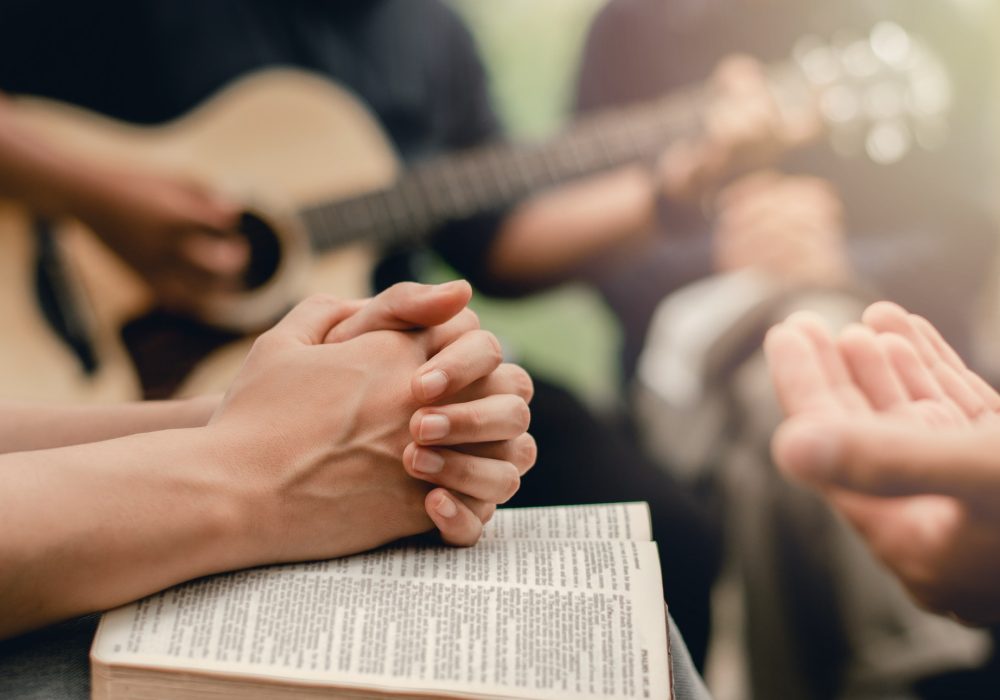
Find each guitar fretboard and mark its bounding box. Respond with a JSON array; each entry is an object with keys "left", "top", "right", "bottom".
[{"left": 298, "top": 84, "right": 706, "bottom": 252}]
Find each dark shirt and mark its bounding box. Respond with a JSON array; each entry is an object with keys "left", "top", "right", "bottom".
[
  {"left": 576, "top": 0, "right": 999, "bottom": 376},
  {"left": 0, "top": 0, "right": 505, "bottom": 289}
]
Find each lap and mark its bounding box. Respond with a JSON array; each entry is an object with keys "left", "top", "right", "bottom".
[{"left": 0, "top": 614, "right": 96, "bottom": 700}]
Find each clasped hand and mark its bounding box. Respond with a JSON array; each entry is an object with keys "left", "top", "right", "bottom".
[{"left": 209, "top": 280, "right": 535, "bottom": 566}]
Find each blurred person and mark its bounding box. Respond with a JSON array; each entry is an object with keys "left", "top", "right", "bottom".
[
  {"left": 577, "top": 0, "right": 997, "bottom": 378},
  {"left": 0, "top": 0, "right": 727, "bottom": 677},
  {"left": 575, "top": 0, "right": 1000, "bottom": 698}
]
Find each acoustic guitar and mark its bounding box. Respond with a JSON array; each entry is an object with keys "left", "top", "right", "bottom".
[{"left": 0, "top": 22, "right": 950, "bottom": 403}]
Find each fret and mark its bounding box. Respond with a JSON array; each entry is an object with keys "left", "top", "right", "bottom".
[
  {"left": 297, "top": 208, "right": 322, "bottom": 249},
  {"left": 396, "top": 175, "right": 434, "bottom": 238},
  {"left": 355, "top": 193, "right": 387, "bottom": 243},
  {"left": 454, "top": 156, "right": 486, "bottom": 212},
  {"left": 296, "top": 78, "right": 716, "bottom": 255},
  {"left": 597, "top": 114, "right": 638, "bottom": 163},
  {"left": 553, "top": 141, "right": 582, "bottom": 181},
  {"left": 591, "top": 116, "right": 618, "bottom": 166},
  {"left": 583, "top": 132, "right": 613, "bottom": 171},
  {"left": 536, "top": 147, "right": 564, "bottom": 188},
  {"left": 391, "top": 188, "right": 418, "bottom": 238},
  {"left": 483, "top": 146, "right": 517, "bottom": 202},
  {"left": 464, "top": 158, "right": 490, "bottom": 213},
  {"left": 508, "top": 147, "right": 541, "bottom": 194},
  {"left": 413, "top": 164, "right": 453, "bottom": 225},
  {"left": 433, "top": 162, "right": 460, "bottom": 216},
  {"left": 361, "top": 197, "right": 390, "bottom": 242},
  {"left": 338, "top": 200, "right": 363, "bottom": 238},
  {"left": 565, "top": 131, "right": 602, "bottom": 173},
  {"left": 305, "top": 207, "right": 336, "bottom": 250}
]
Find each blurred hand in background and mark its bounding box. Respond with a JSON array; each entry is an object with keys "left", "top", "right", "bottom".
[
  {"left": 659, "top": 54, "right": 821, "bottom": 205},
  {"left": 712, "top": 170, "right": 851, "bottom": 286}
]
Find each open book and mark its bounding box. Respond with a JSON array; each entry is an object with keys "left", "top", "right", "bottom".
[{"left": 91, "top": 502, "right": 672, "bottom": 699}]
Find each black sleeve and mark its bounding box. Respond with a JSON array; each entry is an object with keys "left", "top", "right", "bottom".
[{"left": 422, "top": 4, "right": 522, "bottom": 296}]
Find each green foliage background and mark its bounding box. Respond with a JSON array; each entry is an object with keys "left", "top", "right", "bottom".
[{"left": 443, "top": 0, "right": 621, "bottom": 405}]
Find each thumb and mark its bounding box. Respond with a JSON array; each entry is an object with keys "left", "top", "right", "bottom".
[
  {"left": 325, "top": 280, "right": 472, "bottom": 343},
  {"left": 181, "top": 229, "right": 250, "bottom": 277},
  {"left": 773, "top": 416, "right": 1000, "bottom": 504},
  {"left": 268, "top": 294, "right": 364, "bottom": 346}
]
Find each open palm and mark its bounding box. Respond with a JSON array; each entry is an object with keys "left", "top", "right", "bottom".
[{"left": 766, "top": 301, "right": 1000, "bottom": 624}]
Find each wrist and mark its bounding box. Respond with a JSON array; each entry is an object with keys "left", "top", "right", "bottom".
[
  {"left": 175, "top": 393, "right": 224, "bottom": 427},
  {"left": 197, "top": 421, "right": 290, "bottom": 569}
]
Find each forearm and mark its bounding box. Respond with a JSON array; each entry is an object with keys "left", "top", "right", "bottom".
[
  {"left": 487, "top": 164, "right": 657, "bottom": 288},
  {"left": 0, "top": 96, "right": 123, "bottom": 220},
  {"left": 0, "top": 395, "right": 220, "bottom": 453},
  {"left": 0, "top": 426, "right": 252, "bottom": 639}
]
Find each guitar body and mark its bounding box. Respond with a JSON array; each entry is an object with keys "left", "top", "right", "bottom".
[
  {"left": 0, "top": 35, "right": 946, "bottom": 403},
  {"left": 0, "top": 69, "right": 400, "bottom": 402}
]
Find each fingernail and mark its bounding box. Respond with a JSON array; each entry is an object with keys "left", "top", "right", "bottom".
[
  {"left": 419, "top": 414, "right": 450, "bottom": 441},
  {"left": 435, "top": 493, "right": 458, "bottom": 518},
  {"left": 413, "top": 448, "right": 445, "bottom": 474},
  {"left": 437, "top": 280, "right": 466, "bottom": 293},
  {"left": 420, "top": 370, "right": 449, "bottom": 400}
]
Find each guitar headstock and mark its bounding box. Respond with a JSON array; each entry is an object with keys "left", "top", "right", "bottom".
[{"left": 786, "top": 21, "right": 953, "bottom": 164}]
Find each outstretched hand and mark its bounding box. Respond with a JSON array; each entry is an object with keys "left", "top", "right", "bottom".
[{"left": 765, "top": 302, "right": 1000, "bottom": 624}]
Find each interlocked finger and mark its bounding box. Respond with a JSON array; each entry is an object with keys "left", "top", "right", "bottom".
[
  {"left": 411, "top": 329, "right": 504, "bottom": 403},
  {"left": 404, "top": 443, "right": 522, "bottom": 505},
  {"left": 453, "top": 433, "right": 538, "bottom": 476},
  {"left": 411, "top": 394, "right": 531, "bottom": 446},
  {"left": 425, "top": 489, "right": 487, "bottom": 547},
  {"left": 438, "top": 363, "right": 534, "bottom": 406}
]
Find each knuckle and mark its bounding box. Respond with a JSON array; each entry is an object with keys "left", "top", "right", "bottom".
[
  {"left": 388, "top": 281, "right": 422, "bottom": 300},
  {"left": 250, "top": 330, "right": 281, "bottom": 354},
  {"left": 510, "top": 365, "right": 534, "bottom": 402},
  {"left": 518, "top": 434, "right": 538, "bottom": 471},
  {"left": 511, "top": 398, "right": 531, "bottom": 432},
  {"left": 464, "top": 405, "right": 485, "bottom": 438},
  {"left": 455, "top": 456, "right": 478, "bottom": 492},
  {"left": 498, "top": 465, "right": 521, "bottom": 504},
  {"left": 474, "top": 330, "right": 503, "bottom": 364},
  {"left": 458, "top": 308, "right": 480, "bottom": 329},
  {"left": 302, "top": 292, "right": 340, "bottom": 310}
]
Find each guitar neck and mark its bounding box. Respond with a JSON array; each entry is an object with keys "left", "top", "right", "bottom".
[{"left": 299, "top": 84, "right": 706, "bottom": 253}]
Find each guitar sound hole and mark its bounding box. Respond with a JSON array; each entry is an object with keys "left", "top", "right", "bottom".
[{"left": 239, "top": 211, "right": 283, "bottom": 290}]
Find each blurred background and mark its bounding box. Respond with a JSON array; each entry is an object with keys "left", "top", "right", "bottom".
[
  {"left": 446, "top": 0, "right": 619, "bottom": 407},
  {"left": 3, "top": 1, "right": 1000, "bottom": 698},
  {"left": 446, "top": 0, "right": 1000, "bottom": 410}
]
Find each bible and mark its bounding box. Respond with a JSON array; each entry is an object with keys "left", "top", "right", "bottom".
[{"left": 91, "top": 502, "right": 672, "bottom": 699}]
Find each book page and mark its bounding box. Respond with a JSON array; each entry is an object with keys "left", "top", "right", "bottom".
[
  {"left": 481, "top": 502, "right": 652, "bottom": 542},
  {"left": 289, "top": 538, "right": 647, "bottom": 591},
  {"left": 94, "top": 508, "right": 669, "bottom": 700}
]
